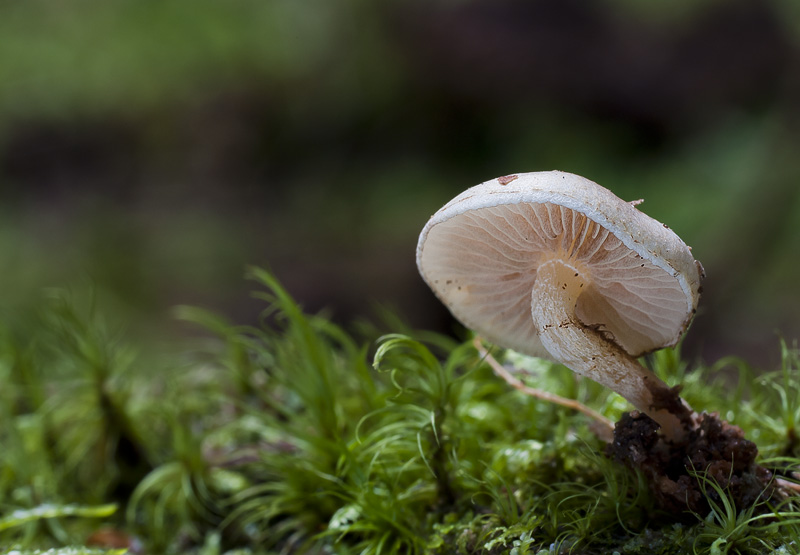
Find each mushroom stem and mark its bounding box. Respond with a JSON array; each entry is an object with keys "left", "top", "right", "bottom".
[{"left": 531, "top": 259, "right": 691, "bottom": 442}]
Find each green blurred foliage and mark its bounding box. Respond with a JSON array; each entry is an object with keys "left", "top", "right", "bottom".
[
  {"left": 0, "top": 0, "right": 797, "bottom": 365},
  {"left": 0, "top": 1, "right": 340, "bottom": 118}
]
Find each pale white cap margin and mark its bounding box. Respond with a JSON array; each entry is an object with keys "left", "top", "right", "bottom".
[{"left": 416, "top": 170, "right": 704, "bottom": 359}]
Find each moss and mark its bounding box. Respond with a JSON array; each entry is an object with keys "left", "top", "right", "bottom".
[{"left": 0, "top": 269, "right": 799, "bottom": 553}]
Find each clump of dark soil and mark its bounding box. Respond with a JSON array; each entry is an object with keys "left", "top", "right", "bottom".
[{"left": 607, "top": 410, "right": 776, "bottom": 516}]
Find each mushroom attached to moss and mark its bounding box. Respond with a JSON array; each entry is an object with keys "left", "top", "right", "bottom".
[{"left": 416, "top": 171, "right": 704, "bottom": 441}]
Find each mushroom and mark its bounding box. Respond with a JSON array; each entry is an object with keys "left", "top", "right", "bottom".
[{"left": 416, "top": 171, "right": 704, "bottom": 441}]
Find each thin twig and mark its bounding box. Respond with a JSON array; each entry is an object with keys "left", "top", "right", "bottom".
[
  {"left": 776, "top": 477, "right": 800, "bottom": 495},
  {"left": 472, "top": 336, "right": 615, "bottom": 442}
]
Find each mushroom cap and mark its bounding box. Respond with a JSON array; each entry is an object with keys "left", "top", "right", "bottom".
[{"left": 417, "top": 171, "right": 704, "bottom": 359}]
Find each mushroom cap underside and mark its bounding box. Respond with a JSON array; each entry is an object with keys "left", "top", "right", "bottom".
[{"left": 417, "top": 171, "right": 703, "bottom": 359}]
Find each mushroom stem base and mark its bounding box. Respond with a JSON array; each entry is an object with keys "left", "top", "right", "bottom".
[
  {"left": 531, "top": 259, "right": 692, "bottom": 441},
  {"left": 607, "top": 411, "right": 775, "bottom": 515}
]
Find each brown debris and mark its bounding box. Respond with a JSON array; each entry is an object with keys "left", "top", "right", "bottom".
[
  {"left": 497, "top": 174, "right": 518, "bottom": 185},
  {"left": 646, "top": 382, "right": 695, "bottom": 429},
  {"left": 86, "top": 527, "right": 135, "bottom": 549},
  {"left": 607, "top": 411, "right": 775, "bottom": 516}
]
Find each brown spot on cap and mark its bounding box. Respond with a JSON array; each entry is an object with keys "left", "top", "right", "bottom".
[{"left": 498, "top": 175, "right": 518, "bottom": 185}]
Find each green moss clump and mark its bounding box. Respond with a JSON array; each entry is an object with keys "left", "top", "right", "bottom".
[{"left": 0, "top": 269, "right": 799, "bottom": 554}]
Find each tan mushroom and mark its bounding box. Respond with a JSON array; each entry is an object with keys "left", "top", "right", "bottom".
[{"left": 417, "top": 171, "right": 704, "bottom": 441}]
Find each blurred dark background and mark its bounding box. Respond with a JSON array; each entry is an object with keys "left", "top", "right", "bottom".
[{"left": 1, "top": 0, "right": 798, "bottom": 366}]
